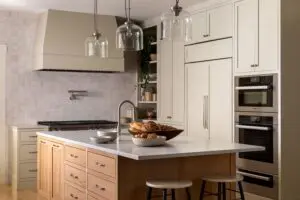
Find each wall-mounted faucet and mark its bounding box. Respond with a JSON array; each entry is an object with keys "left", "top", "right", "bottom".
[{"left": 68, "top": 90, "right": 88, "bottom": 100}]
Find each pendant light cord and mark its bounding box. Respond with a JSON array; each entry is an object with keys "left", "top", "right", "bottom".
[
  {"left": 125, "top": 0, "right": 131, "bottom": 22},
  {"left": 94, "top": 0, "right": 98, "bottom": 32}
]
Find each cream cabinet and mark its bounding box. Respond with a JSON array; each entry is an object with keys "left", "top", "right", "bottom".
[
  {"left": 234, "top": 0, "right": 279, "bottom": 74},
  {"left": 189, "top": 4, "right": 233, "bottom": 44},
  {"left": 158, "top": 40, "right": 185, "bottom": 126},
  {"left": 11, "top": 126, "right": 48, "bottom": 191},
  {"left": 185, "top": 59, "right": 233, "bottom": 141}
]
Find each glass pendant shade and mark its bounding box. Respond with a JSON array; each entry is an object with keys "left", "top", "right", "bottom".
[
  {"left": 161, "top": 6, "right": 192, "bottom": 42},
  {"left": 85, "top": 34, "right": 108, "bottom": 58},
  {"left": 116, "top": 22, "right": 144, "bottom": 51}
]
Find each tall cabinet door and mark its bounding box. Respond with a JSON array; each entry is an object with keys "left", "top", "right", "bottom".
[
  {"left": 172, "top": 41, "right": 185, "bottom": 124},
  {"left": 186, "top": 62, "right": 209, "bottom": 138},
  {"left": 38, "top": 139, "right": 51, "bottom": 199},
  {"left": 234, "top": 0, "right": 259, "bottom": 73},
  {"left": 209, "top": 59, "right": 233, "bottom": 142},
  {"left": 50, "top": 142, "right": 64, "bottom": 200},
  {"left": 159, "top": 40, "right": 173, "bottom": 122}
]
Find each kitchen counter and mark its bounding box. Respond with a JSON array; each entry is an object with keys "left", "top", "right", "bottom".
[{"left": 37, "top": 130, "right": 264, "bottom": 160}]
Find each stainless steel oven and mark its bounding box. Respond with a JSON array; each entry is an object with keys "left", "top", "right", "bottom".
[
  {"left": 235, "top": 112, "right": 278, "bottom": 174},
  {"left": 237, "top": 169, "right": 279, "bottom": 200},
  {"left": 235, "top": 75, "right": 278, "bottom": 113}
]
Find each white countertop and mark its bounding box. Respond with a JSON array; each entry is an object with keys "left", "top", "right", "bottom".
[{"left": 37, "top": 131, "right": 265, "bottom": 160}]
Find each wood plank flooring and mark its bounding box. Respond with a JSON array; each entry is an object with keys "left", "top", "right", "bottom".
[{"left": 0, "top": 185, "right": 46, "bottom": 200}]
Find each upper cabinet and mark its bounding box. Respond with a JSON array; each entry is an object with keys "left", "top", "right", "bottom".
[
  {"left": 234, "top": 0, "right": 279, "bottom": 74},
  {"left": 188, "top": 4, "right": 233, "bottom": 44}
]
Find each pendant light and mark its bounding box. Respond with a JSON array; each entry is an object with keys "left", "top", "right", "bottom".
[
  {"left": 85, "top": 0, "right": 108, "bottom": 58},
  {"left": 116, "top": 0, "right": 144, "bottom": 51},
  {"left": 161, "top": 0, "right": 192, "bottom": 42}
]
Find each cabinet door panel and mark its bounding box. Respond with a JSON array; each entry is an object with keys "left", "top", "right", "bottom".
[
  {"left": 51, "top": 142, "right": 64, "bottom": 200},
  {"left": 189, "top": 11, "right": 207, "bottom": 44},
  {"left": 209, "top": 59, "right": 233, "bottom": 142},
  {"left": 186, "top": 62, "right": 209, "bottom": 138},
  {"left": 208, "top": 4, "right": 233, "bottom": 40},
  {"left": 234, "top": 0, "right": 259, "bottom": 73},
  {"left": 172, "top": 41, "right": 185, "bottom": 124},
  {"left": 257, "top": 0, "right": 279, "bottom": 72},
  {"left": 159, "top": 40, "right": 173, "bottom": 122},
  {"left": 38, "top": 139, "right": 51, "bottom": 199}
]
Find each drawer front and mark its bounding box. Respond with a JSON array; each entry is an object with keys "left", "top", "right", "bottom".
[
  {"left": 87, "top": 152, "right": 115, "bottom": 178},
  {"left": 87, "top": 174, "right": 116, "bottom": 200},
  {"left": 18, "top": 179, "right": 37, "bottom": 190},
  {"left": 88, "top": 195, "right": 107, "bottom": 200},
  {"left": 65, "top": 183, "right": 86, "bottom": 200},
  {"left": 65, "top": 146, "right": 86, "bottom": 167},
  {"left": 65, "top": 164, "right": 86, "bottom": 188},
  {"left": 19, "top": 163, "right": 37, "bottom": 178},
  {"left": 20, "top": 144, "right": 37, "bottom": 161},
  {"left": 20, "top": 131, "right": 38, "bottom": 142}
]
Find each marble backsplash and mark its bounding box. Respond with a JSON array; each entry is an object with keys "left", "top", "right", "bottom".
[{"left": 0, "top": 10, "right": 137, "bottom": 125}]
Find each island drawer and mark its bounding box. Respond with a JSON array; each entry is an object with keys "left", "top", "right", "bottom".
[
  {"left": 65, "top": 146, "right": 86, "bottom": 167},
  {"left": 65, "top": 164, "right": 86, "bottom": 188},
  {"left": 19, "top": 163, "right": 37, "bottom": 178},
  {"left": 87, "top": 174, "right": 116, "bottom": 200},
  {"left": 65, "top": 183, "right": 86, "bottom": 200},
  {"left": 87, "top": 152, "right": 116, "bottom": 178}
]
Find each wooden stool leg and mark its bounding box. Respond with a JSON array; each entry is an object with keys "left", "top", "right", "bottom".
[
  {"left": 186, "top": 188, "right": 191, "bottom": 200},
  {"left": 218, "top": 183, "right": 222, "bottom": 200},
  {"left": 238, "top": 181, "right": 245, "bottom": 200},
  {"left": 147, "top": 187, "right": 152, "bottom": 200},
  {"left": 199, "top": 181, "right": 206, "bottom": 200},
  {"left": 222, "top": 183, "right": 226, "bottom": 200},
  {"left": 163, "top": 189, "right": 168, "bottom": 200},
  {"left": 171, "top": 189, "right": 176, "bottom": 200}
]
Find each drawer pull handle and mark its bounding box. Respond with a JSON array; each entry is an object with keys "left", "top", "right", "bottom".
[
  {"left": 70, "top": 173, "right": 79, "bottom": 179},
  {"left": 29, "top": 136, "right": 37, "bottom": 138},
  {"left": 40, "top": 141, "right": 46, "bottom": 144},
  {"left": 96, "top": 162, "right": 106, "bottom": 167},
  {"left": 29, "top": 151, "right": 38, "bottom": 154},
  {"left": 53, "top": 144, "right": 60, "bottom": 148},
  {"left": 95, "top": 184, "right": 106, "bottom": 191},
  {"left": 167, "top": 116, "right": 172, "bottom": 119},
  {"left": 70, "top": 193, "right": 78, "bottom": 199},
  {"left": 28, "top": 169, "right": 37, "bottom": 172},
  {"left": 70, "top": 154, "right": 78, "bottom": 158}
]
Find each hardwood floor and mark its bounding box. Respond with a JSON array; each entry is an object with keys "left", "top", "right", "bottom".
[{"left": 0, "top": 185, "right": 46, "bottom": 200}]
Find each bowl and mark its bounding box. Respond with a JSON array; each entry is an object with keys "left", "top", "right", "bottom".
[
  {"left": 150, "top": 54, "right": 157, "bottom": 61},
  {"left": 132, "top": 136, "right": 166, "bottom": 147},
  {"left": 97, "top": 130, "right": 117, "bottom": 141},
  {"left": 90, "top": 136, "right": 114, "bottom": 144},
  {"left": 128, "top": 129, "right": 183, "bottom": 141}
]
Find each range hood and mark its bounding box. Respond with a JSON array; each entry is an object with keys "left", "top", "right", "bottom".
[{"left": 34, "top": 10, "right": 124, "bottom": 72}]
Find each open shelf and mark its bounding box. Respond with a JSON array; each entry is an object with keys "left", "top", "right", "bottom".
[
  {"left": 150, "top": 42, "right": 157, "bottom": 46},
  {"left": 149, "top": 60, "right": 157, "bottom": 64},
  {"left": 138, "top": 101, "right": 157, "bottom": 104},
  {"left": 138, "top": 81, "right": 157, "bottom": 85}
]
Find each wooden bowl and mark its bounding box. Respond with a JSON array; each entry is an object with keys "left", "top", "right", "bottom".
[{"left": 128, "top": 129, "right": 183, "bottom": 141}]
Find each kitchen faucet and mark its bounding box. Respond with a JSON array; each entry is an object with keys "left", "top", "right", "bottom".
[{"left": 117, "top": 100, "right": 137, "bottom": 137}]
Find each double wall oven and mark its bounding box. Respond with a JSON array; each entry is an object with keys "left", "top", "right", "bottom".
[{"left": 235, "top": 75, "right": 278, "bottom": 199}]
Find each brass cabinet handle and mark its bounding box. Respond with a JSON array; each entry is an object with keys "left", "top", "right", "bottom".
[
  {"left": 70, "top": 193, "right": 78, "bottom": 199},
  {"left": 95, "top": 184, "right": 106, "bottom": 191},
  {"left": 203, "top": 34, "right": 210, "bottom": 37},
  {"left": 96, "top": 162, "right": 106, "bottom": 167},
  {"left": 53, "top": 144, "right": 60, "bottom": 148},
  {"left": 29, "top": 135, "right": 37, "bottom": 138},
  {"left": 40, "top": 141, "right": 46, "bottom": 144},
  {"left": 70, "top": 154, "right": 78, "bottom": 158},
  {"left": 167, "top": 116, "right": 172, "bottom": 119},
  {"left": 29, "top": 151, "right": 38, "bottom": 154},
  {"left": 70, "top": 173, "right": 79, "bottom": 179},
  {"left": 28, "top": 169, "right": 37, "bottom": 172}
]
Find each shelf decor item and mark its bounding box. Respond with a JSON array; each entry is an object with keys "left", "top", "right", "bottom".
[
  {"left": 85, "top": 0, "right": 108, "bottom": 58},
  {"left": 161, "top": 0, "right": 192, "bottom": 42},
  {"left": 116, "top": 0, "right": 143, "bottom": 51}
]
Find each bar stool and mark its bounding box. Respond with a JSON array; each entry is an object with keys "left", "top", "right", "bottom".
[
  {"left": 146, "top": 180, "right": 193, "bottom": 200},
  {"left": 199, "top": 175, "right": 245, "bottom": 200}
]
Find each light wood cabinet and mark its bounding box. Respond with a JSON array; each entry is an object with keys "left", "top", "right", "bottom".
[
  {"left": 189, "top": 4, "right": 233, "bottom": 44},
  {"left": 158, "top": 40, "right": 185, "bottom": 126},
  {"left": 185, "top": 59, "right": 233, "bottom": 141},
  {"left": 38, "top": 138, "right": 64, "bottom": 200},
  {"left": 234, "top": 0, "right": 278, "bottom": 74}
]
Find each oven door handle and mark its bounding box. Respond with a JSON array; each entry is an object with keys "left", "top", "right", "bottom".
[
  {"left": 237, "top": 171, "right": 271, "bottom": 181},
  {"left": 235, "top": 85, "right": 270, "bottom": 90},
  {"left": 235, "top": 124, "right": 271, "bottom": 131}
]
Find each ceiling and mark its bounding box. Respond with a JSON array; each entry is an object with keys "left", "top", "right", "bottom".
[{"left": 0, "top": 0, "right": 205, "bottom": 20}]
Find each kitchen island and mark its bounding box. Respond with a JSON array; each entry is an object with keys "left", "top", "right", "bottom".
[{"left": 37, "top": 131, "right": 264, "bottom": 200}]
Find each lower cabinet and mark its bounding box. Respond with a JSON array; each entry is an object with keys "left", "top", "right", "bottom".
[
  {"left": 38, "top": 138, "right": 64, "bottom": 200},
  {"left": 185, "top": 59, "right": 233, "bottom": 141}
]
